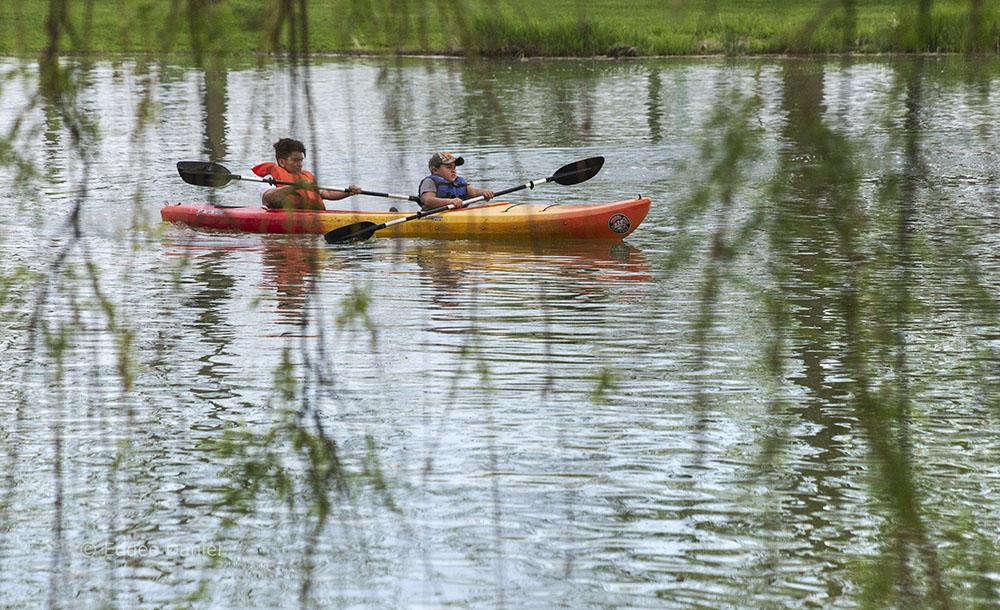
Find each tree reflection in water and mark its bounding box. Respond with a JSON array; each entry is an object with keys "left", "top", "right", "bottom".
[{"left": 5, "top": 3, "right": 1000, "bottom": 609}]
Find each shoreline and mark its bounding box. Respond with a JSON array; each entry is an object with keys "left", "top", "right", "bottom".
[{"left": 3, "top": 0, "right": 998, "bottom": 60}]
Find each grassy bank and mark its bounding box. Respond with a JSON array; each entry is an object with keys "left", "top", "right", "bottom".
[{"left": 1, "top": 0, "right": 998, "bottom": 57}]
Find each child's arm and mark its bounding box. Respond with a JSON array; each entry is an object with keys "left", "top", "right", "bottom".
[
  {"left": 466, "top": 185, "right": 494, "bottom": 201},
  {"left": 420, "top": 192, "right": 466, "bottom": 209}
]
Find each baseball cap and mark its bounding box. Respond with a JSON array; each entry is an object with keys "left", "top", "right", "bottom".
[{"left": 429, "top": 151, "right": 465, "bottom": 168}]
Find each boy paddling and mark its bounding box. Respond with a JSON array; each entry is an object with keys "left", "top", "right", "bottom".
[
  {"left": 418, "top": 152, "right": 494, "bottom": 210},
  {"left": 253, "top": 138, "right": 360, "bottom": 210}
]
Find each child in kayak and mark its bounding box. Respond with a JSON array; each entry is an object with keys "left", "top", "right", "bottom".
[
  {"left": 418, "top": 152, "right": 494, "bottom": 210},
  {"left": 253, "top": 138, "right": 360, "bottom": 210}
]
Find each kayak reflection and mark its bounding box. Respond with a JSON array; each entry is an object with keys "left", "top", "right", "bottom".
[{"left": 402, "top": 239, "right": 653, "bottom": 312}]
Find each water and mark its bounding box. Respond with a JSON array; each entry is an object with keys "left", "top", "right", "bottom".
[{"left": 3, "top": 54, "right": 1000, "bottom": 608}]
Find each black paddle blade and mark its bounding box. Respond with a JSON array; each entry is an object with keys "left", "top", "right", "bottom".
[
  {"left": 177, "top": 161, "right": 237, "bottom": 187},
  {"left": 324, "top": 222, "right": 379, "bottom": 244},
  {"left": 551, "top": 156, "right": 604, "bottom": 186}
]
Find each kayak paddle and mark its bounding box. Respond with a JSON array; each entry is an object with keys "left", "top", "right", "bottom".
[
  {"left": 176, "top": 161, "right": 421, "bottom": 204},
  {"left": 323, "top": 156, "right": 605, "bottom": 245}
]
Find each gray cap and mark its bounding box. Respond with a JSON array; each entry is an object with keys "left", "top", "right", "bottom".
[{"left": 428, "top": 151, "right": 465, "bottom": 168}]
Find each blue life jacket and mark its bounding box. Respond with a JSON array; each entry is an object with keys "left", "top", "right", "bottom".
[{"left": 424, "top": 174, "right": 468, "bottom": 200}]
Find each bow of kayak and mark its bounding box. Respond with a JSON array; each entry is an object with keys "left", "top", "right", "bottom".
[{"left": 161, "top": 197, "right": 651, "bottom": 240}]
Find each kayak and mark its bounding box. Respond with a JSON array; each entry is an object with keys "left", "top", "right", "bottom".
[{"left": 160, "top": 198, "right": 651, "bottom": 240}]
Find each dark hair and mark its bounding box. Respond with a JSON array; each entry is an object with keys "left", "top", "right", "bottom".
[{"left": 273, "top": 138, "right": 306, "bottom": 161}]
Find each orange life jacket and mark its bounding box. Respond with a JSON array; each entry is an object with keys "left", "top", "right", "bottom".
[{"left": 252, "top": 162, "right": 324, "bottom": 210}]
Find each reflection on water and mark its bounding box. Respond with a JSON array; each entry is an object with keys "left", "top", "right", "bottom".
[
  {"left": 260, "top": 238, "right": 320, "bottom": 324},
  {"left": 3, "top": 54, "right": 1000, "bottom": 608}
]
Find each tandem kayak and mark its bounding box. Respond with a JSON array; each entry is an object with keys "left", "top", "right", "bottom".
[{"left": 161, "top": 198, "right": 651, "bottom": 240}]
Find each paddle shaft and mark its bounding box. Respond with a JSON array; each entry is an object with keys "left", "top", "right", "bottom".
[{"left": 235, "top": 173, "right": 420, "bottom": 203}]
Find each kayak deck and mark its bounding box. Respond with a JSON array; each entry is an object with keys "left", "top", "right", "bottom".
[{"left": 161, "top": 198, "right": 651, "bottom": 240}]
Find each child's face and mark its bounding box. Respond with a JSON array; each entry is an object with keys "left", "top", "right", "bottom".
[{"left": 431, "top": 162, "right": 457, "bottom": 181}]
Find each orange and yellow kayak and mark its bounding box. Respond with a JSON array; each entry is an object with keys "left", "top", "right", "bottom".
[{"left": 161, "top": 198, "right": 651, "bottom": 240}]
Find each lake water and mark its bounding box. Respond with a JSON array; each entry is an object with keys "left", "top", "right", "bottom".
[{"left": 3, "top": 54, "right": 1000, "bottom": 608}]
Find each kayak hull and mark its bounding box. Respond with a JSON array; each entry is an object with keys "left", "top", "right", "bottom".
[{"left": 161, "top": 198, "right": 651, "bottom": 240}]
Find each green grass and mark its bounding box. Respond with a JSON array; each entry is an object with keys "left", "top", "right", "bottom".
[{"left": 1, "top": 0, "right": 998, "bottom": 57}]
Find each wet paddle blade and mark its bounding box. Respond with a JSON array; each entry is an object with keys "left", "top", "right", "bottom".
[
  {"left": 324, "top": 222, "right": 379, "bottom": 244},
  {"left": 177, "top": 161, "right": 237, "bottom": 187},
  {"left": 551, "top": 156, "right": 604, "bottom": 186}
]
